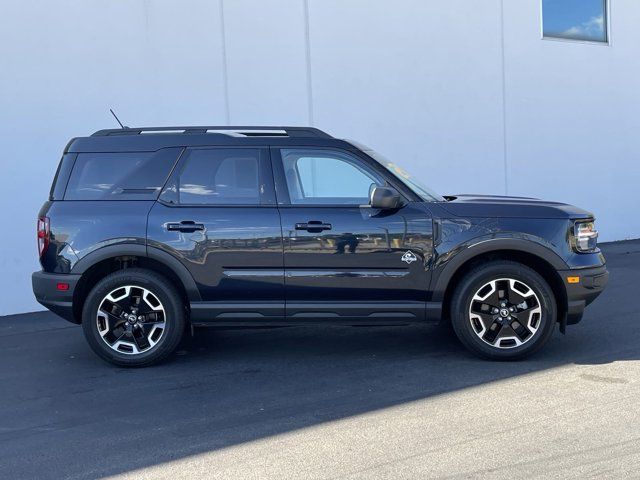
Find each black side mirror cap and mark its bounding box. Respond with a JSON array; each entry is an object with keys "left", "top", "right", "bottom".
[{"left": 370, "top": 186, "right": 403, "bottom": 209}]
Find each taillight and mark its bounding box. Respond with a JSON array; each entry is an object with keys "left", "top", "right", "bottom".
[{"left": 37, "top": 216, "right": 50, "bottom": 257}]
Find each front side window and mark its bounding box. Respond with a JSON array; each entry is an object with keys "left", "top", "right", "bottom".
[
  {"left": 542, "top": 0, "right": 608, "bottom": 43},
  {"left": 164, "top": 148, "right": 261, "bottom": 205},
  {"left": 281, "top": 149, "right": 383, "bottom": 205}
]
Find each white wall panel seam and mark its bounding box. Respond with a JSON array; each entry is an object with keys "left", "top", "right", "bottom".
[
  {"left": 219, "top": 0, "right": 231, "bottom": 124},
  {"left": 303, "top": 0, "right": 315, "bottom": 126},
  {"left": 500, "top": 0, "right": 509, "bottom": 195}
]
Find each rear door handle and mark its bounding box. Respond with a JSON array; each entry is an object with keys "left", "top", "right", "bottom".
[
  {"left": 295, "top": 221, "right": 332, "bottom": 233},
  {"left": 166, "top": 221, "right": 205, "bottom": 233}
]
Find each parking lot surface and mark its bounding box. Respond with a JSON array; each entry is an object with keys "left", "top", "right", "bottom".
[{"left": 1, "top": 240, "right": 638, "bottom": 479}]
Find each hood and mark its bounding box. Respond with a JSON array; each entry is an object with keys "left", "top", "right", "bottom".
[{"left": 439, "top": 194, "right": 593, "bottom": 219}]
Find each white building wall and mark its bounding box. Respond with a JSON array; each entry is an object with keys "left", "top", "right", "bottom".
[
  {"left": 503, "top": 0, "right": 640, "bottom": 241},
  {"left": 308, "top": 0, "right": 507, "bottom": 195},
  {"left": 0, "top": 0, "right": 637, "bottom": 315}
]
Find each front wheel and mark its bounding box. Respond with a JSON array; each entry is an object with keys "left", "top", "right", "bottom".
[
  {"left": 82, "top": 269, "right": 185, "bottom": 367},
  {"left": 450, "top": 261, "right": 557, "bottom": 360}
]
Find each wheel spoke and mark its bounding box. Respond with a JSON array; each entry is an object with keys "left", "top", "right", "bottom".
[
  {"left": 471, "top": 300, "right": 495, "bottom": 316},
  {"left": 514, "top": 297, "right": 539, "bottom": 314},
  {"left": 102, "top": 324, "right": 128, "bottom": 345},
  {"left": 100, "top": 308, "right": 126, "bottom": 327},
  {"left": 494, "top": 324, "right": 522, "bottom": 347},
  {"left": 131, "top": 327, "right": 151, "bottom": 351},
  {"left": 476, "top": 283, "right": 500, "bottom": 309},
  {"left": 506, "top": 279, "right": 534, "bottom": 306},
  {"left": 482, "top": 321, "right": 503, "bottom": 345},
  {"left": 114, "top": 330, "right": 128, "bottom": 343},
  {"left": 139, "top": 311, "right": 164, "bottom": 324},
  {"left": 506, "top": 289, "right": 526, "bottom": 306},
  {"left": 469, "top": 311, "right": 498, "bottom": 336},
  {"left": 509, "top": 317, "right": 532, "bottom": 342},
  {"left": 478, "top": 312, "right": 498, "bottom": 330},
  {"left": 100, "top": 300, "right": 127, "bottom": 323}
]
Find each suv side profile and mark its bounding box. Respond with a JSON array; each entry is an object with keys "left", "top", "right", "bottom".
[{"left": 33, "top": 126, "right": 608, "bottom": 366}]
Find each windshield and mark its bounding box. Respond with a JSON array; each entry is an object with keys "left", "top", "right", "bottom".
[{"left": 355, "top": 145, "right": 444, "bottom": 202}]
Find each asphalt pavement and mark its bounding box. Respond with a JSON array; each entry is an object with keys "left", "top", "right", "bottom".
[{"left": 1, "top": 240, "right": 639, "bottom": 479}]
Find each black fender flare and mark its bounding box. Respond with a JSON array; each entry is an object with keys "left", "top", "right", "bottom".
[
  {"left": 430, "top": 237, "right": 568, "bottom": 302},
  {"left": 71, "top": 244, "right": 201, "bottom": 301}
]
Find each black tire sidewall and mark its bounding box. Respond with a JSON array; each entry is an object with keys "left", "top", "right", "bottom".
[
  {"left": 451, "top": 262, "right": 556, "bottom": 360},
  {"left": 82, "top": 269, "right": 185, "bottom": 367}
]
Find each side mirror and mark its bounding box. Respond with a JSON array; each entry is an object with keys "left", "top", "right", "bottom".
[{"left": 370, "top": 186, "right": 403, "bottom": 209}]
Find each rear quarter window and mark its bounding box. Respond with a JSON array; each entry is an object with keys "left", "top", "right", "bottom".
[
  {"left": 50, "top": 153, "right": 77, "bottom": 200},
  {"left": 64, "top": 148, "right": 181, "bottom": 200}
]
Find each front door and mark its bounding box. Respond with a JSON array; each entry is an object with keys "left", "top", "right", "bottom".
[
  {"left": 147, "top": 146, "right": 284, "bottom": 321},
  {"left": 272, "top": 147, "right": 433, "bottom": 322}
]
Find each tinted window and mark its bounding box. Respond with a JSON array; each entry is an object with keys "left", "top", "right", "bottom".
[
  {"left": 542, "top": 0, "right": 607, "bottom": 43},
  {"left": 65, "top": 149, "right": 180, "bottom": 200},
  {"left": 50, "top": 153, "right": 76, "bottom": 200},
  {"left": 166, "top": 148, "right": 261, "bottom": 205},
  {"left": 281, "top": 149, "right": 383, "bottom": 205}
]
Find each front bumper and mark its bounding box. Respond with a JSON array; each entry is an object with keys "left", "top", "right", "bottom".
[
  {"left": 558, "top": 265, "right": 609, "bottom": 325},
  {"left": 32, "top": 271, "right": 81, "bottom": 323}
]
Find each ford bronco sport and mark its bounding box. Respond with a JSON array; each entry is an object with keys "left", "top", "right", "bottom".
[{"left": 32, "top": 126, "right": 608, "bottom": 366}]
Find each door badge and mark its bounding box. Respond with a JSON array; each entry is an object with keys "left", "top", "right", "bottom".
[{"left": 401, "top": 250, "right": 418, "bottom": 264}]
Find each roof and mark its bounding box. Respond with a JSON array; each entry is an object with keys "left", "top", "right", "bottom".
[{"left": 66, "top": 126, "right": 354, "bottom": 153}]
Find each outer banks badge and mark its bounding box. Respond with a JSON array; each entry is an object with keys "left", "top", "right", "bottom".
[{"left": 401, "top": 250, "right": 418, "bottom": 264}]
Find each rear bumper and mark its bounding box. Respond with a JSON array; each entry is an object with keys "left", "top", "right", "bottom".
[
  {"left": 558, "top": 265, "right": 609, "bottom": 325},
  {"left": 32, "top": 271, "right": 81, "bottom": 323}
]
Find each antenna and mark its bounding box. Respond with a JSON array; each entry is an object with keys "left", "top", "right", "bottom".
[{"left": 109, "top": 108, "right": 127, "bottom": 129}]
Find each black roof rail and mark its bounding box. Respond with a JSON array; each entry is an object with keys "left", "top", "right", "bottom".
[{"left": 91, "top": 126, "right": 333, "bottom": 139}]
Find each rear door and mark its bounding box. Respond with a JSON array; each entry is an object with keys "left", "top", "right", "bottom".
[
  {"left": 272, "top": 147, "right": 433, "bottom": 322},
  {"left": 147, "top": 146, "right": 284, "bottom": 321}
]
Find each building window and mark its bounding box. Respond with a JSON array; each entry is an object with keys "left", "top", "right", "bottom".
[{"left": 542, "top": 0, "right": 608, "bottom": 43}]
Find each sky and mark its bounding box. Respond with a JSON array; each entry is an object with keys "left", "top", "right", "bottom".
[{"left": 542, "top": 0, "right": 607, "bottom": 42}]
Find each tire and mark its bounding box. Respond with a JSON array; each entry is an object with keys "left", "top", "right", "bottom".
[
  {"left": 450, "top": 261, "right": 556, "bottom": 360},
  {"left": 82, "top": 268, "right": 185, "bottom": 367}
]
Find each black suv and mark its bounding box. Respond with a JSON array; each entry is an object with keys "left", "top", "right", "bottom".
[{"left": 33, "top": 126, "right": 608, "bottom": 366}]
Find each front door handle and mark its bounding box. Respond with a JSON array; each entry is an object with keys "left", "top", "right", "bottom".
[
  {"left": 295, "top": 221, "right": 332, "bottom": 233},
  {"left": 166, "top": 221, "right": 205, "bottom": 233}
]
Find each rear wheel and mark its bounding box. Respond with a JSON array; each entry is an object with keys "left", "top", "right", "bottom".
[
  {"left": 450, "top": 261, "right": 556, "bottom": 360},
  {"left": 82, "top": 268, "right": 185, "bottom": 367}
]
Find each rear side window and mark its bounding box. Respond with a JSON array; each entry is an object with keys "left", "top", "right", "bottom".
[
  {"left": 161, "top": 148, "right": 262, "bottom": 205},
  {"left": 64, "top": 148, "right": 181, "bottom": 200}
]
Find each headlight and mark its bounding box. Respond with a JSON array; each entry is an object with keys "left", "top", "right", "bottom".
[{"left": 573, "top": 220, "right": 598, "bottom": 252}]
